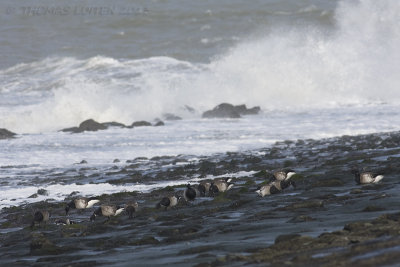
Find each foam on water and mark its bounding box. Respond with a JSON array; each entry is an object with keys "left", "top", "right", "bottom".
[{"left": 0, "top": 0, "right": 399, "bottom": 133}]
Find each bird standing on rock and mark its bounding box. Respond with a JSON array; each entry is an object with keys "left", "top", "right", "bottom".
[
  {"left": 90, "top": 205, "right": 124, "bottom": 222},
  {"left": 209, "top": 178, "right": 234, "bottom": 196},
  {"left": 65, "top": 197, "right": 100, "bottom": 215},
  {"left": 184, "top": 184, "right": 197, "bottom": 201},
  {"left": 198, "top": 182, "right": 211, "bottom": 197},
  {"left": 255, "top": 179, "right": 295, "bottom": 197},
  {"left": 30, "top": 210, "right": 50, "bottom": 228},
  {"left": 156, "top": 196, "right": 181, "bottom": 210},
  {"left": 126, "top": 202, "right": 139, "bottom": 219},
  {"left": 255, "top": 184, "right": 280, "bottom": 197},
  {"left": 352, "top": 170, "right": 384, "bottom": 184}
]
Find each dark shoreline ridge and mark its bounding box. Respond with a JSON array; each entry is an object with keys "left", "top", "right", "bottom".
[{"left": 1, "top": 130, "right": 400, "bottom": 265}]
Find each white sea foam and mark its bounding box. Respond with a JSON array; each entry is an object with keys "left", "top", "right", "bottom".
[{"left": 0, "top": 0, "right": 399, "bottom": 133}]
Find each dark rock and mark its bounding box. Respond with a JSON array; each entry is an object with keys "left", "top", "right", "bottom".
[
  {"left": 113, "top": 159, "right": 120, "bottom": 163},
  {"left": 202, "top": 103, "right": 261, "bottom": 118},
  {"left": 78, "top": 119, "right": 107, "bottom": 132},
  {"left": 233, "top": 104, "right": 261, "bottom": 115},
  {"left": 0, "top": 128, "right": 16, "bottom": 139},
  {"left": 280, "top": 200, "right": 324, "bottom": 211},
  {"left": 101, "top": 121, "right": 126, "bottom": 128},
  {"left": 30, "top": 234, "right": 62, "bottom": 255},
  {"left": 61, "top": 119, "right": 107, "bottom": 133},
  {"left": 311, "top": 178, "right": 344, "bottom": 188},
  {"left": 163, "top": 113, "right": 182, "bottom": 121},
  {"left": 61, "top": 127, "right": 79, "bottom": 133},
  {"left": 288, "top": 215, "right": 315, "bottom": 223},
  {"left": 202, "top": 103, "right": 241, "bottom": 119},
  {"left": 37, "top": 189, "right": 49, "bottom": 196},
  {"left": 362, "top": 205, "right": 385, "bottom": 212},
  {"left": 275, "top": 234, "right": 301, "bottom": 244},
  {"left": 154, "top": 121, "right": 165, "bottom": 126},
  {"left": 130, "top": 121, "right": 152, "bottom": 127}
]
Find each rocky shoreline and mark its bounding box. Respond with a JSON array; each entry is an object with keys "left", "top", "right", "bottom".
[{"left": 1, "top": 130, "right": 400, "bottom": 266}]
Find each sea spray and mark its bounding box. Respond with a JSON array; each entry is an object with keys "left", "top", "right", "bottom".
[{"left": 1, "top": 0, "right": 399, "bottom": 133}]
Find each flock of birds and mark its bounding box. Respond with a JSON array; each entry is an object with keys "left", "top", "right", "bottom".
[{"left": 30, "top": 169, "right": 385, "bottom": 228}]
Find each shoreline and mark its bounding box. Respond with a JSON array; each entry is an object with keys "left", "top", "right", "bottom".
[{"left": 1, "top": 130, "right": 400, "bottom": 265}]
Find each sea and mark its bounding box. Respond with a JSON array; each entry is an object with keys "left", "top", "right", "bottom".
[{"left": 1, "top": 0, "right": 400, "bottom": 209}]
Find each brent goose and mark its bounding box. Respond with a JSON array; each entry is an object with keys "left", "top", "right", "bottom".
[
  {"left": 255, "top": 179, "right": 295, "bottom": 197},
  {"left": 55, "top": 218, "right": 75, "bottom": 225},
  {"left": 184, "top": 184, "right": 197, "bottom": 201},
  {"left": 156, "top": 195, "right": 181, "bottom": 210},
  {"left": 90, "top": 205, "right": 124, "bottom": 222},
  {"left": 209, "top": 178, "right": 234, "bottom": 196},
  {"left": 31, "top": 210, "right": 50, "bottom": 228},
  {"left": 65, "top": 197, "right": 100, "bottom": 215},
  {"left": 255, "top": 184, "right": 281, "bottom": 197},
  {"left": 352, "top": 170, "right": 384, "bottom": 184},
  {"left": 274, "top": 170, "right": 296, "bottom": 181},
  {"left": 126, "top": 202, "right": 139, "bottom": 219},
  {"left": 198, "top": 182, "right": 211, "bottom": 197}
]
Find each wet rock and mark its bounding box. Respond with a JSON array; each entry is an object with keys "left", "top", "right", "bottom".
[
  {"left": 233, "top": 104, "right": 261, "bottom": 115},
  {"left": 132, "top": 236, "right": 159, "bottom": 246},
  {"left": 362, "top": 205, "right": 385, "bottom": 212},
  {"left": 37, "top": 189, "right": 49, "bottom": 196},
  {"left": 30, "top": 234, "right": 61, "bottom": 255},
  {"left": 202, "top": 103, "right": 260, "bottom": 118},
  {"left": 288, "top": 215, "right": 316, "bottom": 223},
  {"left": 163, "top": 113, "right": 182, "bottom": 121},
  {"left": 311, "top": 178, "right": 344, "bottom": 188},
  {"left": 113, "top": 159, "right": 120, "bottom": 163},
  {"left": 280, "top": 200, "right": 324, "bottom": 211},
  {"left": 0, "top": 128, "right": 16, "bottom": 139},
  {"left": 130, "top": 121, "right": 152, "bottom": 127},
  {"left": 61, "top": 119, "right": 107, "bottom": 133},
  {"left": 154, "top": 121, "right": 165, "bottom": 126},
  {"left": 343, "top": 221, "right": 373, "bottom": 232},
  {"left": 351, "top": 188, "right": 363, "bottom": 194},
  {"left": 101, "top": 121, "right": 126, "bottom": 128},
  {"left": 274, "top": 234, "right": 301, "bottom": 244}
]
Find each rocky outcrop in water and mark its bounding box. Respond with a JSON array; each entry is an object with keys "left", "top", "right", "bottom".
[
  {"left": 130, "top": 121, "right": 152, "bottom": 128},
  {"left": 101, "top": 121, "right": 126, "bottom": 128},
  {"left": 202, "top": 103, "right": 261, "bottom": 118},
  {"left": 61, "top": 119, "right": 108, "bottom": 133},
  {"left": 163, "top": 113, "right": 182, "bottom": 121},
  {"left": 154, "top": 121, "right": 165, "bottom": 126},
  {"left": 0, "top": 128, "right": 16, "bottom": 139}
]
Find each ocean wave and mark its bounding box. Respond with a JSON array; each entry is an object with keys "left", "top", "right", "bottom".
[{"left": 0, "top": 0, "right": 399, "bottom": 133}]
